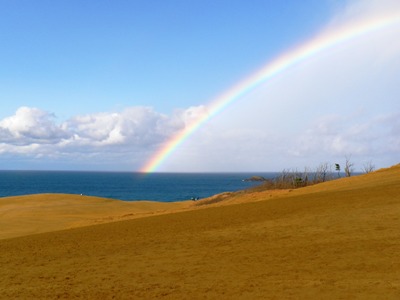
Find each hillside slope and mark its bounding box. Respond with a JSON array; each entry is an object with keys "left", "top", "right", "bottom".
[
  {"left": 0, "top": 194, "right": 192, "bottom": 239},
  {"left": 0, "top": 165, "right": 399, "bottom": 299}
]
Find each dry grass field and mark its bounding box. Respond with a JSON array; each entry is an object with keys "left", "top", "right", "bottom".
[{"left": 0, "top": 164, "right": 399, "bottom": 299}]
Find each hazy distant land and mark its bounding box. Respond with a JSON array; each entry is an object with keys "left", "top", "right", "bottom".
[{"left": 1, "top": 164, "right": 399, "bottom": 298}]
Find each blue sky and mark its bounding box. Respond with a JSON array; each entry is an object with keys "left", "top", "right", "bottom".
[
  {"left": 0, "top": 0, "right": 399, "bottom": 171},
  {"left": 0, "top": 0, "right": 333, "bottom": 117}
]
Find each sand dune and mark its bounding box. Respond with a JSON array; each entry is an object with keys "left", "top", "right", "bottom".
[
  {"left": 0, "top": 164, "right": 399, "bottom": 299},
  {"left": 0, "top": 193, "right": 194, "bottom": 240}
]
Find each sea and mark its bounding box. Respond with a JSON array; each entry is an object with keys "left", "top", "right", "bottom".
[{"left": 0, "top": 171, "right": 278, "bottom": 202}]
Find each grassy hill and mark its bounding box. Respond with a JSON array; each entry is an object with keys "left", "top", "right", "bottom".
[{"left": 0, "top": 164, "right": 399, "bottom": 299}]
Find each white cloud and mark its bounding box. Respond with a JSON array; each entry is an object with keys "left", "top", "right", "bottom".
[
  {"left": 292, "top": 112, "right": 400, "bottom": 156},
  {"left": 335, "top": 0, "right": 400, "bottom": 21},
  {"left": 64, "top": 106, "right": 181, "bottom": 147},
  {"left": 0, "top": 106, "right": 207, "bottom": 169},
  {"left": 0, "top": 107, "right": 70, "bottom": 145}
]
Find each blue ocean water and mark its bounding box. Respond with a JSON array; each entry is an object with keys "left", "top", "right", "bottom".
[{"left": 0, "top": 171, "right": 278, "bottom": 202}]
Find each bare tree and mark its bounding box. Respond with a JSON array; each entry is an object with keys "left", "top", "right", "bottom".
[
  {"left": 363, "top": 160, "right": 375, "bottom": 173},
  {"left": 258, "top": 161, "right": 356, "bottom": 191},
  {"left": 344, "top": 155, "right": 354, "bottom": 177},
  {"left": 315, "top": 162, "right": 329, "bottom": 182},
  {"left": 302, "top": 167, "right": 310, "bottom": 186}
]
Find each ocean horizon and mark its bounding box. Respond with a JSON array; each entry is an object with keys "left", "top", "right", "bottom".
[{"left": 0, "top": 170, "right": 278, "bottom": 202}]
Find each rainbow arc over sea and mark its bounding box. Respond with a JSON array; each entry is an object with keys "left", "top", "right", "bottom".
[{"left": 141, "top": 12, "right": 400, "bottom": 173}]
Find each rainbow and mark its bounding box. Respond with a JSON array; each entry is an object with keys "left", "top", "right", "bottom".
[{"left": 141, "top": 12, "right": 400, "bottom": 173}]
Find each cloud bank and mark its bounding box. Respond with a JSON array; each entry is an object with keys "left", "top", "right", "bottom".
[{"left": 0, "top": 106, "right": 208, "bottom": 170}]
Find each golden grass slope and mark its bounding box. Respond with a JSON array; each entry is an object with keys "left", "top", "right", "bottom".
[
  {"left": 0, "top": 164, "right": 399, "bottom": 299},
  {"left": 0, "top": 194, "right": 192, "bottom": 239}
]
